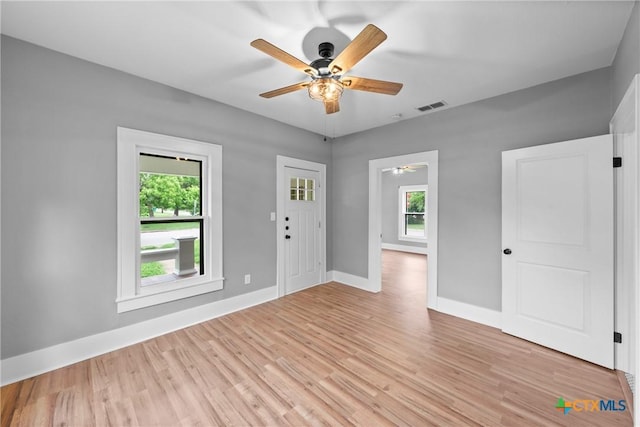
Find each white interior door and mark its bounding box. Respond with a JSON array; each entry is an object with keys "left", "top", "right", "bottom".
[
  {"left": 502, "top": 134, "right": 614, "bottom": 368},
  {"left": 284, "top": 167, "right": 322, "bottom": 294}
]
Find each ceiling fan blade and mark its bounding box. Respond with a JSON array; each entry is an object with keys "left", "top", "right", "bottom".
[
  {"left": 324, "top": 99, "right": 340, "bottom": 114},
  {"left": 250, "top": 39, "right": 317, "bottom": 77},
  {"left": 328, "top": 24, "right": 387, "bottom": 75},
  {"left": 341, "top": 76, "right": 403, "bottom": 95},
  {"left": 259, "top": 82, "right": 309, "bottom": 98}
]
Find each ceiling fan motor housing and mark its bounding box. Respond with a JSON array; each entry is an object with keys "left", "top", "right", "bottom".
[
  {"left": 310, "top": 42, "right": 335, "bottom": 76},
  {"left": 318, "top": 42, "right": 334, "bottom": 58}
]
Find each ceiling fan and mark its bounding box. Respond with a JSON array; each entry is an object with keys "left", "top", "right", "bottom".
[
  {"left": 382, "top": 165, "right": 426, "bottom": 174},
  {"left": 250, "top": 24, "right": 403, "bottom": 114}
]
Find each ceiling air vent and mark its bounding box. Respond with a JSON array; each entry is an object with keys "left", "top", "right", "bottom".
[{"left": 417, "top": 100, "right": 447, "bottom": 112}]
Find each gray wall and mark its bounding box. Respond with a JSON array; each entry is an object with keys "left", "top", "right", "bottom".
[
  {"left": 1, "top": 36, "right": 331, "bottom": 359},
  {"left": 381, "top": 167, "right": 428, "bottom": 248},
  {"left": 612, "top": 1, "right": 639, "bottom": 111},
  {"left": 4, "top": 4, "right": 637, "bottom": 360},
  {"left": 331, "top": 68, "right": 612, "bottom": 311}
]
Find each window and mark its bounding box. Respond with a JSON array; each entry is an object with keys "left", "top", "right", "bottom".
[
  {"left": 139, "top": 154, "right": 202, "bottom": 285},
  {"left": 117, "top": 127, "right": 222, "bottom": 313},
  {"left": 290, "top": 177, "right": 315, "bottom": 201},
  {"left": 399, "top": 185, "right": 427, "bottom": 242}
]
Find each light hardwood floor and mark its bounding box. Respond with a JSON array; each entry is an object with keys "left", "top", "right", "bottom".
[{"left": 1, "top": 250, "right": 633, "bottom": 426}]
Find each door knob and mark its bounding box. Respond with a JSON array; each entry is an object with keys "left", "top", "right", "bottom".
[
  {"left": 285, "top": 235, "right": 291, "bottom": 239},
  {"left": 503, "top": 248, "right": 512, "bottom": 255}
]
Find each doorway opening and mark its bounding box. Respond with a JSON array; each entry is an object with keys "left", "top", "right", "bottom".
[
  {"left": 379, "top": 162, "right": 429, "bottom": 306},
  {"left": 382, "top": 249, "right": 428, "bottom": 306},
  {"left": 368, "top": 150, "right": 438, "bottom": 309}
]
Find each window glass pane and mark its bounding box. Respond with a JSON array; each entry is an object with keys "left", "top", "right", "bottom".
[
  {"left": 140, "top": 221, "right": 201, "bottom": 285},
  {"left": 289, "top": 177, "right": 316, "bottom": 201},
  {"left": 405, "top": 191, "right": 425, "bottom": 213},
  {"left": 139, "top": 154, "right": 201, "bottom": 218},
  {"left": 404, "top": 214, "right": 426, "bottom": 238}
]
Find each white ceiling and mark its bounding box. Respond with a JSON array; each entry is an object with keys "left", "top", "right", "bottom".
[{"left": 1, "top": 1, "right": 634, "bottom": 138}]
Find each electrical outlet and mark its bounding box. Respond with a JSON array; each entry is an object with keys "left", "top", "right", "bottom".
[{"left": 244, "top": 274, "right": 251, "bottom": 285}]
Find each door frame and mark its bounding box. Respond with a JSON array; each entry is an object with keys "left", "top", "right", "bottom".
[
  {"left": 368, "top": 150, "right": 439, "bottom": 308},
  {"left": 610, "top": 74, "right": 639, "bottom": 378},
  {"left": 276, "top": 155, "right": 327, "bottom": 297}
]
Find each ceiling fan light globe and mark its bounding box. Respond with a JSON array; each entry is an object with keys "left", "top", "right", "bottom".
[{"left": 308, "top": 78, "right": 344, "bottom": 102}]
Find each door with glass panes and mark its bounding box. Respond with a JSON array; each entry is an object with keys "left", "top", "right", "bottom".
[{"left": 285, "top": 167, "right": 322, "bottom": 294}]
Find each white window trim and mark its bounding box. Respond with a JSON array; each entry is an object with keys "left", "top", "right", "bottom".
[
  {"left": 116, "top": 127, "right": 223, "bottom": 313},
  {"left": 398, "top": 184, "right": 428, "bottom": 243}
]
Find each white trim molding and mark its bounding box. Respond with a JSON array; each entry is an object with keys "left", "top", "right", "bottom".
[
  {"left": 116, "top": 127, "right": 223, "bottom": 312},
  {"left": 327, "top": 270, "right": 372, "bottom": 292},
  {"left": 381, "top": 243, "right": 428, "bottom": 255},
  {"left": 610, "top": 74, "right": 639, "bottom": 380},
  {"left": 434, "top": 297, "right": 502, "bottom": 329},
  {"left": 1, "top": 286, "right": 278, "bottom": 386}
]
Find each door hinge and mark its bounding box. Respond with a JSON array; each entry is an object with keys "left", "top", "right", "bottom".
[
  {"left": 613, "top": 157, "right": 622, "bottom": 168},
  {"left": 614, "top": 331, "right": 622, "bottom": 343}
]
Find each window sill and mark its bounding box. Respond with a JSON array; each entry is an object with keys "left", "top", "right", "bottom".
[
  {"left": 398, "top": 236, "right": 428, "bottom": 244},
  {"left": 116, "top": 277, "right": 224, "bottom": 313}
]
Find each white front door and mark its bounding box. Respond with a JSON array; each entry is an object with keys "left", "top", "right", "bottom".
[
  {"left": 284, "top": 167, "right": 322, "bottom": 294},
  {"left": 502, "top": 134, "right": 614, "bottom": 368}
]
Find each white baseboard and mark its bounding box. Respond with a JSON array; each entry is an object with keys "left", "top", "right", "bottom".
[
  {"left": 327, "top": 270, "right": 375, "bottom": 292},
  {"left": 434, "top": 297, "right": 502, "bottom": 329},
  {"left": 327, "top": 273, "right": 501, "bottom": 330},
  {"left": 0, "top": 285, "right": 504, "bottom": 385},
  {"left": 284, "top": 281, "right": 323, "bottom": 295},
  {"left": 381, "top": 243, "right": 428, "bottom": 255},
  {"left": 1, "top": 286, "right": 278, "bottom": 386}
]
